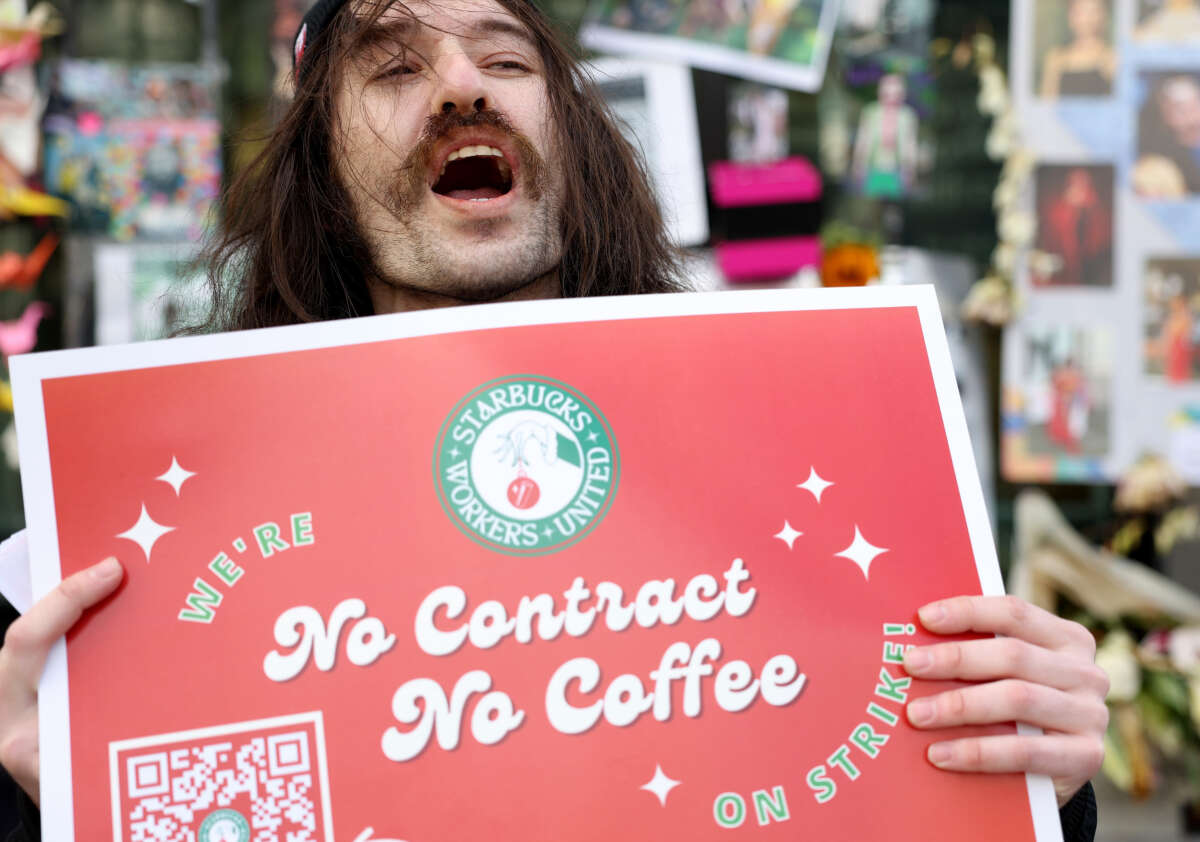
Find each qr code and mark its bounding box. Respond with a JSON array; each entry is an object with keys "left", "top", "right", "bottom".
[{"left": 108, "top": 712, "right": 333, "bottom": 842}]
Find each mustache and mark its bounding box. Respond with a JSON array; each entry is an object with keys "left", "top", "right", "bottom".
[{"left": 387, "top": 108, "right": 547, "bottom": 217}]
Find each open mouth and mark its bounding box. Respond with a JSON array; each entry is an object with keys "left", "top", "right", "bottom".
[{"left": 432, "top": 145, "right": 514, "bottom": 202}]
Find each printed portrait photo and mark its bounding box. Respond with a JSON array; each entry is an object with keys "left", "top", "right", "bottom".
[
  {"left": 1144, "top": 257, "right": 1200, "bottom": 383},
  {"left": 581, "top": 0, "right": 839, "bottom": 89},
  {"left": 586, "top": 0, "right": 826, "bottom": 58},
  {"left": 838, "top": 0, "right": 936, "bottom": 61},
  {"left": 1134, "top": 70, "right": 1200, "bottom": 199},
  {"left": 1017, "top": 326, "right": 1113, "bottom": 460},
  {"left": 849, "top": 70, "right": 924, "bottom": 198},
  {"left": 1135, "top": 0, "right": 1200, "bottom": 43},
  {"left": 1032, "top": 0, "right": 1117, "bottom": 99},
  {"left": 728, "top": 82, "right": 789, "bottom": 163},
  {"left": 1033, "top": 164, "right": 1115, "bottom": 287}
]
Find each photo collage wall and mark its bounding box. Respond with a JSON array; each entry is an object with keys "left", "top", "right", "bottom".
[
  {"left": 580, "top": 0, "right": 842, "bottom": 90},
  {"left": 1003, "top": 0, "right": 1200, "bottom": 483}
]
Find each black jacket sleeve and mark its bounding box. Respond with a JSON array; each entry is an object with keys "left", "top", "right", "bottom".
[
  {"left": 3, "top": 791, "right": 37, "bottom": 842},
  {"left": 1060, "top": 781, "right": 1098, "bottom": 842},
  {"left": 0, "top": 596, "right": 36, "bottom": 842}
]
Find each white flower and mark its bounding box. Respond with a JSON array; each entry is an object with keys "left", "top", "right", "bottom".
[
  {"left": 993, "top": 177, "right": 1021, "bottom": 211},
  {"left": 992, "top": 243, "right": 1017, "bottom": 276},
  {"left": 1002, "top": 149, "right": 1036, "bottom": 181},
  {"left": 986, "top": 129, "right": 1012, "bottom": 160},
  {"left": 961, "top": 276, "right": 1015, "bottom": 326},
  {"left": 1115, "top": 453, "right": 1187, "bottom": 512},
  {"left": 978, "top": 65, "right": 1009, "bottom": 115},
  {"left": 986, "top": 112, "right": 1019, "bottom": 160},
  {"left": 988, "top": 111, "right": 1017, "bottom": 160},
  {"left": 998, "top": 210, "right": 1035, "bottom": 247},
  {"left": 972, "top": 33, "right": 996, "bottom": 66},
  {"left": 1029, "top": 251, "right": 1064, "bottom": 278},
  {"left": 1095, "top": 631, "right": 1140, "bottom": 703},
  {"left": 1168, "top": 627, "right": 1200, "bottom": 674}
]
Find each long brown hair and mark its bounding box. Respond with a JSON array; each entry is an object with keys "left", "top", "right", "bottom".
[{"left": 201, "top": 0, "right": 686, "bottom": 331}]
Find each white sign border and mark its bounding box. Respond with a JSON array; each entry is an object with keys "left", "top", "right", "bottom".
[{"left": 12, "top": 285, "right": 1061, "bottom": 841}]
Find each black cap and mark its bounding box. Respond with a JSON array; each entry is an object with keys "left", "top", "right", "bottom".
[{"left": 292, "top": 0, "right": 352, "bottom": 74}]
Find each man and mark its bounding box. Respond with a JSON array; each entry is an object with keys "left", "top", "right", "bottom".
[
  {"left": 0, "top": 1, "right": 1105, "bottom": 839},
  {"left": 851, "top": 72, "right": 919, "bottom": 198}
]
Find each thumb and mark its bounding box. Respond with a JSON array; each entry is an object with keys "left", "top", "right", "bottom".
[{"left": 4, "top": 557, "right": 124, "bottom": 681}]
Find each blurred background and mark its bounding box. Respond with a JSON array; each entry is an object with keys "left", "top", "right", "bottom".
[{"left": 0, "top": 0, "right": 1196, "bottom": 838}]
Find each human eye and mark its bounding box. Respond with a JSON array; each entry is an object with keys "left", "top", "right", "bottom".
[
  {"left": 379, "top": 61, "right": 421, "bottom": 79},
  {"left": 485, "top": 57, "right": 532, "bottom": 74},
  {"left": 368, "top": 45, "right": 426, "bottom": 82}
]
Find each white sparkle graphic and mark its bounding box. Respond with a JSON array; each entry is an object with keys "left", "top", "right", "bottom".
[
  {"left": 155, "top": 456, "right": 196, "bottom": 496},
  {"left": 797, "top": 467, "right": 834, "bottom": 502},
  {"left": 641, "top": 764, "right": 681, "bottom": 807},
  {"left": 835, "top": 526, "right": 888, "bottom": 580},
  {"left": 116, "top": 504, "right": 175, "bottom": 563},
  {"left": 773, "top": 520, "right": 803, "bottom": 550}
]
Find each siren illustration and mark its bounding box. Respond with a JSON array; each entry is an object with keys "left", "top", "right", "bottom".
[{"left": 496, "top": 421, "right": 560, "bottom": 510}]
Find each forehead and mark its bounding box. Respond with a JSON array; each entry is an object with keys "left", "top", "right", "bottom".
[
  {"left": 353, "top": 0, "right": 532, "bottom": 45},
  {"left": 1163, "top": 77, "right": 1200, "bottom": 100}
]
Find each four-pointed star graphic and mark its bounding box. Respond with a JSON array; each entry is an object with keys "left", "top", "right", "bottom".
[
  {"left": 641, "top": 764, "right": 681, "bottom": 807},
  {"left": 115, "top": 503, "right": 175, "bottom": 563}
]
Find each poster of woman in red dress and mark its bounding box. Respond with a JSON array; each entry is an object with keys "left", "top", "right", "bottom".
[
  {"left": 1033, "top": 164, "right": 1114, "bottom": 287},
  {"left": 1144, "top": 257, "right": 1200, "bottom": 383},
  {"left": 1047, "top": 358, "right": 1089, "bottom": 453},
  {"left": 1010, "top": 325, "right": 1111, "bottom": 466}
]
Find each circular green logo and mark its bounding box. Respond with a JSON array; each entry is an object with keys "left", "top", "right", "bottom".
[
  {"left": 198, "top": 808, "right": 250, "bottom": 842},
  {"left": 434, "top": 375, "right": 619, "bottom": 555}
]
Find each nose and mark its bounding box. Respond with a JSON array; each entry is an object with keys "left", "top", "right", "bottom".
[{"left": 431, "top": 48, "right": 488, "bottom": 116}]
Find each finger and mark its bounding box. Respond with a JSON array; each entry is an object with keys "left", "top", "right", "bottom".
[
  {"left": 926, "top": 733, "right": 1105, "bottom": 780},
  {"left": 903, "top": 637, "right": 1110, "bottom": 695},
  {"left": 3, "top": 558, "right": 123, "bottom": 680},
  {"left": 917, "top": 595, "right": 1096, "bottom": 657},
  {"left": 906, "top": 680, "right": 1109, "bottom": 734}
]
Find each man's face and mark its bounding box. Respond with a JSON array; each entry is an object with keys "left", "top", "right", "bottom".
[
  {"left": 1068, "top": 0, "right": 1106, "bottom": 38},
  {"left": 878, "top": 74, "right": 905, "bottom": 106},
  {"left": 334, "top": 0, "right": 564, "bottom": 308},
  {"left": 1161, "top": 76, "right": 1200, "bottom": 148}
]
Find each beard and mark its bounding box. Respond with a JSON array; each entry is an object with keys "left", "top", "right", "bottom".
[{"left": 360, "top": 108, "right": 564, "bottom": 302}]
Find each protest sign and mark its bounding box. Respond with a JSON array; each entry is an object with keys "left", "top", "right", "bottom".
[{"left": 12, "top": 287, "right": 1061, "bottom": 841}]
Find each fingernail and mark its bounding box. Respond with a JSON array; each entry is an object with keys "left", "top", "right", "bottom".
[
  {"left": 904, "top": 648, "right": 931, "bottom": 672},
  {"left": 908, "top": 698, "right": 935, "bottom": 726},
  {"left": 928, "top": 743, "right": 953, "bottom": 766},
  {"left": 919, "top": 603, "right": 946, "bottom": 626},
  {"left": 92, "top": 557, "right": 122, "bottom": 580}
]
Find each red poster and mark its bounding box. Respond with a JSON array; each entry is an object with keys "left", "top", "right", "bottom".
[{"left": 12, "top": 288, "right": 1061, "bottom": 841}]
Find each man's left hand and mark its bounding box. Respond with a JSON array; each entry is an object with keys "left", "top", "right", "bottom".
[{"left": 902, "top": 595, "right": 1109, "bottom": 807}]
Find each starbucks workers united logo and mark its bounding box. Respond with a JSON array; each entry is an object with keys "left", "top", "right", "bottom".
[
  {"left": 434, "top": 375, "right": 619, "bottom": 555},
  {"left": 199, "top": 808, "right": 250, "bottom": 842}
]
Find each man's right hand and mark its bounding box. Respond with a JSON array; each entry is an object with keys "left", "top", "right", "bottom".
[{"left": 0, "top": 557, "right": 123, "bottom": 804}]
